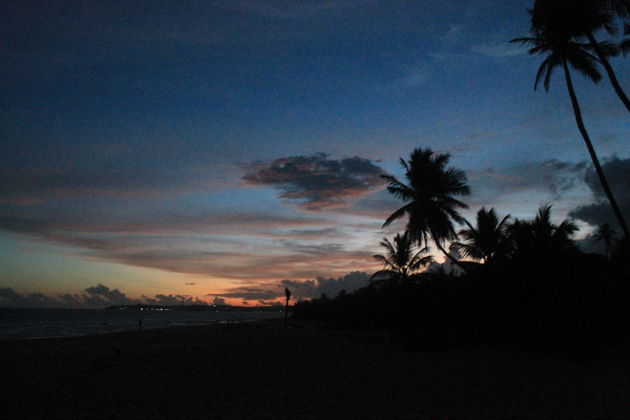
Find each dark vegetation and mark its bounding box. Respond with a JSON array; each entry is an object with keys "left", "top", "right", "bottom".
[
  {"left": 293, "top": 200, "right": 630, "bottom": 354},
  {"left": 294, "top": 0, "right": 630, "bottom": 353}
]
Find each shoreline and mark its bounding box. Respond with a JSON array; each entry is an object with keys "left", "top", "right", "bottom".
[
  {"left": 2, "top": 319, "right": 629, "bottom": 418},
  {"left": 0, "top": 307, "right": 283, "bottom": 342},
  {"left": 2, "top": 316, "right": 282, "bottom": 343}
]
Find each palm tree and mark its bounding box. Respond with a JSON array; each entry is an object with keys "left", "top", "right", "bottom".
[
  {"left": 593, "top": 222, "right": 617, "bottom": 258},
  {"left": 507, "top": 205, "right": 578, "bottom": 260},
  {"left": 382, "top": 148, "right": 470, "bottom": 263},
  {"left": 371, "top": 230, "right": 433, "bottom": 285},
  {"left": 450, "top": 207, "right": 512, "bottom": 265},
  {"left": 531, "top": 0, "right": 630, "bottom": 114},
  {"left": 512, "top": 16, "right": 630, "bottom": 238}
]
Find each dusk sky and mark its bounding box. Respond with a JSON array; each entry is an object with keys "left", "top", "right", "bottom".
[{"left": 2, "top": 0, "right": 630, "bottom": 307}]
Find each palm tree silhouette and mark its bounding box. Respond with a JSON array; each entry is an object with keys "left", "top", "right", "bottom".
[
  {"left": 507, "top": 205, "right": 578, "bottom": 260},
  {"left": 450, "top": 207, "right": 511, "bottom": 265},
  {"left": 531, "top": 0, "right": 630, "bottom": 113},
  {"left": 593, "top": 222, "right": 617, "bottom": 258},
  {"left": 382, "top": 148, "right": 470, "bottom": 264},
  {"left": 371, "top": 230, "right": 433, "bottom": 285},
  {"left": 512, "top": 16, "right": 630, "bottom": 238}
]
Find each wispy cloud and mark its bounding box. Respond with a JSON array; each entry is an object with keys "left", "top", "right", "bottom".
[
  {"left": 0, "top": 210, "right": 377, "bottom": 280},
  {"left": 471, "top": 41, "right": 526, "bottom": 57}
]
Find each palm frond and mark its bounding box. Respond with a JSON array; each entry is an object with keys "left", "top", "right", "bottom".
[
  {"left": 382, "top": 203, "right": 414, "bottom": 228},
  {"left": 534, "top": 55, "right": 552, "bottom": 90},
  {"left": 567, "top": 49, "right": 602, "bottom": 83}
]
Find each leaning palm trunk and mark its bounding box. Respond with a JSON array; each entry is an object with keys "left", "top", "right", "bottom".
[
  {"left": 433, "top": 240, "right": 467, "bottom": 272},
  {"left": 562, "top": 59, "right": 630, "bottom": 237},
  {"left": 585, "top": 31, "right": 630, "bottom": 114}
]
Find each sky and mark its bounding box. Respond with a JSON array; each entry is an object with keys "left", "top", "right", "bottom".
[{"left": 2, "top": 0, "right": 630, "bottom": 307}]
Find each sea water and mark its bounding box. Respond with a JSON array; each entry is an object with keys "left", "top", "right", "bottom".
[{"left": 0, "top": 307, "right": 283, "bottom": 340}]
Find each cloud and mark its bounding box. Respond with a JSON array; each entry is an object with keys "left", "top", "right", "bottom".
[
  {"left": 570, "top": 157, "right": 630, "bottom": 229},
  {"left": 0, "top": 206, "right": 376, "bottom": 279},
  {"left": 143, "top": 294, "right": 205, "bottom": 306},
  {"left": 0, "top": 284, "right": 210, "bottom": 309},
  {"left": 281, "top": 271, "right": 371, "bottom": 299},
  {"left": 259, "top": 227, "right": 349, "bottom": 240},
  {"left": 258, "top": 300, "right": 283, "bottom": 306},
  {"left": 216, "top": 287, "right": 284, "bottom": 300},
  {"left": 0, "top": 210, "right": 327, "bottom": 250},
  {"left": 470, "top": 159, "right": 588, "bottom": 201},
  {"left": 82, "top": 284, "right": 137, "bottom": 307},
  {"left": 0, "top": 288, "right": 60, "bottom": 308},
  {"left": 212, "top": 296, "right": 226, "bottom": 305},
  {"left": 211, "top": 271, "right": 371, "bottom": 302},
  {"left": 242, "top": 154, "right": 385, "bottom": 210}
]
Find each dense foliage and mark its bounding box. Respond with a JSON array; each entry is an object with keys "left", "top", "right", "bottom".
[{"left": 293, "top": 220, "right": 630, "bottom": 354}]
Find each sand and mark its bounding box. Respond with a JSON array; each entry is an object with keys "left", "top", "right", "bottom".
[{"left": 1, "top": 319, "right": 629, "bottom": 419}]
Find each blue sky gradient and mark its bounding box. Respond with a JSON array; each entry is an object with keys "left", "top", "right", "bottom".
[{"left": 2, "top": 0, "right": 630, "bottom": 306}]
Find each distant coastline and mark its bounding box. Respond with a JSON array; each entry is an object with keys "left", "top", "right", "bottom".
[{"left": 103, "top": 304, "right": 284, "bottom": 313}]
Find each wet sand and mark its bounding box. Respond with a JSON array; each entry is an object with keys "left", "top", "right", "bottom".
[{"left": 1, "top": 319, "right": 629, "bottom": 419}]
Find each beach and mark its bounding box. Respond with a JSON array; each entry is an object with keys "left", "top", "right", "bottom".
[{"left": 1, "top": 319, "right": 629, "bottom": 419}]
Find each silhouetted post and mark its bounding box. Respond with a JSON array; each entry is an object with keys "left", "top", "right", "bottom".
[{"left": 284, "top": 288, "right": 291, "bottom": 328}]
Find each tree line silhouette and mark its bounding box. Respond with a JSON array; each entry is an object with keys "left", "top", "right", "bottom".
[{"left": 293, "top": 0, "right": 630, "bottom": 355}]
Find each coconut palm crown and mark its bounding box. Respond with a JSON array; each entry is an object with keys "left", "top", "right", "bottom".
[
  {"left": 507, "top": 205, "right": 578, "bottom": 260},
  {"left": 371, "top": 231, "right": 433, "bottom": 284},
  {"left": 530, "top": 0, "right": 630, "bottom": 113},
  {"left": 450, "top": 207, "right": 511, "bottom": 265},
  {"left": 382, "top": 148, "right": 470, "bottom": 260}
]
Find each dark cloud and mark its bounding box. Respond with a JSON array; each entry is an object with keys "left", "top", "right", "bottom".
[
  {"left": 280, "top": 242, "right": 346, "bottom": 256},
  {"left": 212, "top": 271, "right": 371, "bottom": 302},
  {"left": 258, "top": 300, "right": 283, "bottom": 307},
  {"left": 570, "top": 157, "right": 630, "bottom": 229},
  {"left": 83, "top": 284, "right": 137, "bottom": 307},
  {"left": 242, "top": 154, "right": 385, "bottom": 210},
  {"left": 0, "top": 284, "right": 207, "bottom": 309},
  {"left": 281, "top": 271, "right": 371, "bottom": 299},
  {"left": 470, "top": 159, "right": 588, "bottom": 203},
  {"left": 217, "top": 287, "right": 282, "bottom": 300},
  {"left": 0, "top": 288, "right": 60, "bottom": 308},
  {"left": 143, "top": 294, "right": 205, "bottom": 306},
  {"left": 212, "top": 296, "right": 226, "bottom": 305}
]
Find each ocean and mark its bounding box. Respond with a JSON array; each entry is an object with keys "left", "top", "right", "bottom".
[{"left": 0, "top": 307, "right": 283, "bottom": 340}]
